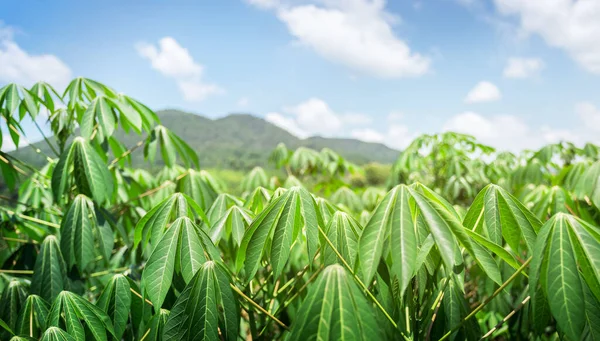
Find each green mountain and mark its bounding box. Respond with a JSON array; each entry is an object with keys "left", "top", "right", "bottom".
[{"left": 10, "top": 109, "right": 399, "bottom": 170}]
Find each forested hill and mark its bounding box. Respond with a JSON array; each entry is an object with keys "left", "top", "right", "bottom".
[{"left": 10, "top": 109, "right": 399, "bottom": 170}]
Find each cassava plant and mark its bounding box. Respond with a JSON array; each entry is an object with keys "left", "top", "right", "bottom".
[{"left": 1, "top": 78, "right": 600, "bottom": 341}]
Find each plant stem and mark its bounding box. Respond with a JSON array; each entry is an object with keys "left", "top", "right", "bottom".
[
  {"left": 32, "top": 118, "right": 60, "bottom": 157},
  {"left": 109, "top": 139, "right": 145, "bottom": 168},
  {"left": 437, "top": 257, "right": 532, "bottom": 341},
  {"left": 90, "top": 266, "right": 129, "bottom": 278},
  {"left": 129, "top": 288, "right": 154, "bottom": 307},
  {"left": 230, "top": 283, "right": 290, "bottom": 331},
  {"left": 0, "top": 207, "right": 60, "bottom": 228},
  {"left": 479, "top": 295, "right": 530, "bottom": 340},
  {"left": 2, "top": 237, "right": 38, "bottom": 244},
  {"left": 0, "top": 269, "right": 34, "bottom": 274},
  {"left": 139, "top": 327, "right": 151, "bottom": 341}
]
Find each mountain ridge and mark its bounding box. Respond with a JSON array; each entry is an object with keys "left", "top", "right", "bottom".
[{"left": 10, "top": 109, "right": 399, "bottom": 170}]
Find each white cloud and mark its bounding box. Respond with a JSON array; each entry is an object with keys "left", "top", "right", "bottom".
[
  {"left": 351, "top": 123, "right": 416, "bottom": 150},
  {"left": 444, "top": 112, "right": 530, "bottom": 151},
  {"left": 351, "top": 128, "right": 384, "bottom": 143},
  {"left": 136, "top": 37, "right": 222, "bottom": 102},
  {"left": 238, "top": 96, "right": 250, "bottom": 107},
  {"left": 464, "top": 81, "right": 501, "bottom": 103},
  {"left": 443, "top": 107, "right": 600, "bottom": 151},
  {"left": 266, "top": 98, "right": 377, "bottom": 139},
  {"left": 503, "top": 57, "right": 544, "bottom": 78},
  {"left": 265, "top": 112, "right": 308, "bottom": 138},
  {"left": 249, "top": 0, "right": 431, "bottom": 78},
  {"left": 284, "top": 98, "right": 342, "bottom": 136},
  {"left": 493, "top": 0, "right": 600, "bottom": 74},
  {"left": 384, "top": 124, "right": 417, "bottom": 149},
  {"left": 0, "top": 24, "right": 71, "bottom": 90}
]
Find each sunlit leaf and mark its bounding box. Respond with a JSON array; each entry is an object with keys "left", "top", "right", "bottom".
[{"left": 289, "top": 264, "right": 383, "bottom": 341}]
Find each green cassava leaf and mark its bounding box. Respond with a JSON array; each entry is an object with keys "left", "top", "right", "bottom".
[
  {"left": 177, "top": 169, "right": 219, "bottom": 212},
  {"left": 52, "top": 137, "right": 114, "bottom": 204},
  {"left": 97, "top": 274, "right": 131, "bottom": 341},
  {"left": 209, "top": 206, "right": 254, "bottom": 247},
  {"left": 463, "top": 184, "right": 541, "bottom": 253},
  {"left": 47, "top": 291, "right": 115, "bottom": 341},
  {"left": 31, "top": 235, "right": 68, "bottom": 302},
  {"left": 289, "top": 264, "right": 383, "bottom": 341},
  {"left": 134, "top": 192, "right": 209, "bottom": 251},
  {"left": 16, "top": 295, "right": 50, "bottom": 338},
  {"left": 237, "top": 186, "right": 322, "bottom": 281},
  {"left": 60, "top": 195, "right": 109, "bottom": 271},
  {"left": 323, "top": 211, "right": 362, "bottom": 269},
  {"left": 529, "top": 213, "right": 600, "bottom": 340},
  {"left": 0, "top": 279, "right": 27, "bottom": 333},
  {"left": 40, "top": 327, "right": 77, "bottom": 341},
  {"left": 163, "top": 261, "right": 239, "bottom": 341},
  {"left": 141, "top": 217, "right": 220, "bottom": 308}
]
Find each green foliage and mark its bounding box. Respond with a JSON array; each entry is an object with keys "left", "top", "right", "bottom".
[
  {"left": 52, "top": 138, "right": 114, "bottom": 205},
  {"left": 289, "top": 264, "right": 383, "bottom": 341},
  {"left": 2, "top": 78, "right": 600, "bottom": 341}
]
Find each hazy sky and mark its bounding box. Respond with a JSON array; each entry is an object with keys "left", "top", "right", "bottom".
[{"left": 2, "top": 0, "right": 600, "bottom": 152}]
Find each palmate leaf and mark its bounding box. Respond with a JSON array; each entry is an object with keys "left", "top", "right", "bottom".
[
  {"left": 359, "top": 184, "right": 502, "bottom": 296},
  {"left": 141, "top": 217, "right": 220, "bottom": 308},
  {"left": 97, "top": 274, "right": 131, "bottom": 341},
  {"left": 243, "top": 186, "right": 272, "bottom": 214},
  {"left": 361, "top": 187, "right": 385, "bottom": 211},
  {"left": 323, "top": 211, "right": 362, "bottom": 269},
  {"left": 31, "top": 235, "right": 68, "bottom": 302},
  {"left": 60, "top": 195, "right": 112, "bottom": 271},
  {"left": 52, "top": 137, "right": 114, "bottom": 204},
  {"left": 134, "top": 193, "right": 209, "bottom": 250},
  {"left": 80, "top": 96, "right": 145, "bottom": 142},
  {"left": 176, "top": 169, "right": 219, "bottom": 212},
  {"left": 16, "top": 295, "right": 50, "bottom": 338},
  {"left": 289, "top": 264, "right": 383, "bottom": 341},
  {"left": 241, "top": 166, "right": 269, "bottom": 193},
  {"left": 576, "top": 160, "right": 600, "bottom": 209},
  {"left": 269, "top": 142, "right": 291, "bottom": 168},
  {"left": 163, "top": 261, "right": 239, "bottom": 341},
  {"left": 315, "top": 197, "right": 338, "bottom": 225},
  {"left": 463, "top": 184, "right": 541, "bottom": 252},
  {"left": 40, "top": 327, "right": 77, "bottom": 341},
  {"left": 204, "top": 193, "right": 244, "bottom": 228},
  {"left": 30, "top": 81, "right": 61, "bottom": 114},
  {"left": 47, "top": 291, "right": 115, "bottom": 341},
  {"left": 0, "top": 279, "right": 27, "bottom": 333},
  {"left": 358, "top": 185, "right": 432, "bottom": 294},
  {"left": 529, "top": 213, "right": 600, "bottom": 341},
  {"left": 525, "top": 185, "right": 575, "bottom": 220},
  {"left": 144, "top": 125, "right": 199, "bottom": 168},
  {"left": 409, "top": 185, "right": 502, "bottom": 285},
  {"left": 209, "top": 206, "right": 254, "bottom": 247},
  {"left": 236, "top": 186, "right": 323, "bottom": 281},
  {"left": 330, "top": 186, "right": 363, "bottom": 212}
]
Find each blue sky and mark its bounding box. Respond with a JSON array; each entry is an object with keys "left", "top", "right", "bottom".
[{"left": 2, "top": 0, "right": 600, "bottom": 152}]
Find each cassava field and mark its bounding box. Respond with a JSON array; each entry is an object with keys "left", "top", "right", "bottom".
[{"left": 1, "top": 79, "right": 599, "bottom": 341}]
